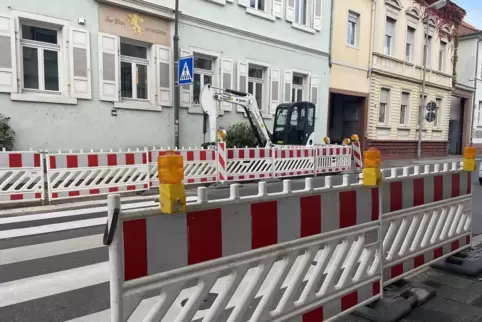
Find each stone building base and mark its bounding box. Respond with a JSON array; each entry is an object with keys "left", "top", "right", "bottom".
[{"left": 366, "top": 140, "right": 448, "bottom": 160}]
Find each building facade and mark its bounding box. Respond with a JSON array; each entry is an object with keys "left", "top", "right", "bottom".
[
  {"left": 328, "top": 0, "right": 374, "bottom": 148},
  {"left": 0, "top": 0, "right": 331, "bottom": 151},
  {"left": 367, "top": 0, "right": 456, "bottom": 158},
  {"left": 456, "top": 23, "right": 482, "bottom": 153}
]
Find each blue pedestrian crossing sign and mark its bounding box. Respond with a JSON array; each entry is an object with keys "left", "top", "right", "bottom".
[{"left": 178, "top": 56, "right": 193, "bottom": 86}]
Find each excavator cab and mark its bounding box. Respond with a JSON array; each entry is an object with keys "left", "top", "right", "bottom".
[{"left": 272, "top": 102, "right": 316, "bottom": 145}]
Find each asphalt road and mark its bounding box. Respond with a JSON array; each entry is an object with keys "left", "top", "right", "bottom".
[{"left": 0, "top": 160, "right": 481, "bottom": 322}]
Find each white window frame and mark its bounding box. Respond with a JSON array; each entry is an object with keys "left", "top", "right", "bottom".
[
  {"left": 400, "top": 91, "right": 410, "bottom": 126},
  {"left": 405, "top": 26, "right": 415, "bottom": 62},
  {"left": 292, "top": 74, "right": 305, "bottom": 102},
  {"left": 384, "top": 17, "right": 396, "bottom": 56},
  {"left": 240, "top": 0, "right": 276, "bottom": 21},
  {"left": 379, "top": 88, "right": 390, "bottom": 125},
  {"left": 11, "top": 10, "right": 77, "bottom": 104},
  {"left": 424, "top": 35, "right": 432, "bottom": 68},
  {"left": 246, "top": 59, "right": 271, "bottom": 116},
  {"left": 193, "top": 55, "right": 214, "bottom": 105},
  {"left": 435, "top": 97, "right": 442, "bottom": 128},
  {"left": 291, "top": 69, "right": 311, "bottom": 103},
  {"left": 478, "top": 101, "right": 482, "bottom": 125},
  {"left": 190, "top": 47, "right": 220, "bottom": 114},
  {"left": 119, "top": 40, "right": 150, "bottom": 102},
  {"left": 439, "top": 41, "right": 446, "bottom": 72},
  {"left": 346, "top": 11, "right": 359, "bottom": 47}
]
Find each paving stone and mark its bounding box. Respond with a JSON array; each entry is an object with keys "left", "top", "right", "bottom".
[
  {"left": 423, "top": 272, "right": 476, "bottom": 289},
  {"left": 436, "top": 285, "right": 482, "bottom": 304}
]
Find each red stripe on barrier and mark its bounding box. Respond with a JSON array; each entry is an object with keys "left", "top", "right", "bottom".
[
  {"left": 68, "top": 191, "right": 80, "bottom": 197},
  {"left": 8, "top": 154, "right": 22, "bottom": 168},
  {"left": 52, "top": 192, "right": 58, "bottom": 199},
  {"left": 341, "top": 291, "right": 358, "bottom": 311},
  {"left": 187, "top": 151, "right": 194, "bottom": 161},
  {"left": 260, "top": 149, "right": 265, "bottom": 158},
  {"left": 35, "top": 192, "right": 41, "bottom": 199},
  {"left": 390, "top": 181, "right": 402, "bottom": 211},
  {"left": 467, "top": 172, "right": 472, "bottom": 194},
  {"left": 340, "top": 190, "right": 357, "bottom": 228},
  {"left": 200, "top": 150, "right": 206, "bottom": 161},
  {"left": 452, "top": 173, "right": 460, "bottom": 197},
  {"left": 88, "top": 155, "right": 98, "bottom": 167},
  {"left": 414, "top": 255, "right": 424, "bottom": 268},
  {"left": 303, "top": 307, "right": 323, "bottom": 322},
  {"left": 34, "top": 153, "right": 41, "bottom": 167},
  {"left": 66, "top": 155, "right": 78, "bottom": 168},
  {"left": 49, "top": 156, "right": 57, "bottom": 169},
  {"left": 125, "top": 153, "right": 135, "bottom": 165},
  {"left": 127, "top": 185, "right": 136, "bottom": 190},
  {"left": 143, "top": 152, "right": 147, "bottom": 164},
  {"left": 239, "top": 150, "right": 245, "bottom": 159},
  {"left": 123, "top": 219, "right": 148, "bottom": 281},
  {"left": 467, "top": 235, "right": 471, "bottom": 245},
  {"left": 300, "top": 195, "right": 321, "bottom": 237},
  {"left": 434, "top": 247, "right": 443, "bottom": 259},
  {"left": 251, "top": 201, "right": 277, "bottom": 249},
  {"left": 10, "top": 194, "right": 23, "bottom": 200},
  {"left": 371, "top": 188, "right": 379, "bottom": 221},
  {"left": 109, "top": 187, "right": 119, "bottom": 192},
  {"left": 434, "top": 176, "right": 443, "bottom": 202},
  {"left": 391, "top": 263, "right": 403, "bottom": 278},
  {"left": 373, "top": 281, "right": 380, "bottom": 295},
  {"left": 413, "top": 178, "right": 424, "bottom": 206},
  {"left": 249, "top": 149, "right": 255, "bottom": 159},
  {"left": 107, "top": 154, "right": 117, "bottom": 166},
  {"left": 227, "top": 149, "right": 233, "bottom": 159},
  {"left": 90, "top": 189, "right": 100, "bottom": 195},
  {"left": 187, "top": 209, "right": 222, "bottom": 265},
  {"left": 451, "top": 240, "right": 460, "bottom": 251}
]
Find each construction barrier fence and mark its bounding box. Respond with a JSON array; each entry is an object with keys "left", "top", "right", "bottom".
[{"left": 105, "top": 160, "right": 472, "bottom": 322}]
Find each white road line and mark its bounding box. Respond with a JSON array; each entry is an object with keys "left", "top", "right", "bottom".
[
  {"left": 0, "top": 218, "right": 107, "bottom": 240},
  {"left": 0, "top": 234, "right": 104, "bottom": 265},
  {"left": 0, "top": 197, "right": 197, "bottom": 225},
  {"left": 0, "top": 262, "right": 109, "bottom": 307}
]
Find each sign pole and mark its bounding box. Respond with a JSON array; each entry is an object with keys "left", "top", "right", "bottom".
[{"left": 173, "top": 0, "right": 180, "bottom": 148}]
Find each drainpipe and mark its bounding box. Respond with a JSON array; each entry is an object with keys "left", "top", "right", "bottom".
[
  {"left": 328, "top": 0, "right": 334, "bottom": 68},
  {"left": 470, "top": 38, "right": 482, "bottom": 145},
  {"left": 367, "top": 0, "right": 377, "bottom": 79}
]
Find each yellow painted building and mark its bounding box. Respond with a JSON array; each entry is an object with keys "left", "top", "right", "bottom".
[{"left": 368, "top": 0, "right": 454, "bottom": 157}]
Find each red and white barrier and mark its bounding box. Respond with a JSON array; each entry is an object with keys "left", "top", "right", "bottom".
[
  {"left": 0, "top": 151, "right": 44, "bottom": 204},
  {"left": 226, "top": 146, "right": 274, "bottom": 182},
  {"left": 46, "top": 151, "right": 149, "bottom": 200},
  {"left": 147, "top": 148, "right": 217, "bottom": 187},
  {"left": 107, "top": 178, "right": 381, "bottom": 321},
  {"left": 315, "top": 145, "right": 352, "bottom": 174},
  {"left": 352, "top": 141, "right": 363, "bottom": 170}
]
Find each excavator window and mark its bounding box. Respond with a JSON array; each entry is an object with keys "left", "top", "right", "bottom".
[{"left": 272, "top": 102, "right": 315, "bottom": 145}]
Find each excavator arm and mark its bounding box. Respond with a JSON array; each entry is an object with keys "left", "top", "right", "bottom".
[{"left": 200, "top": 84, "right": 274, "bottom": 147}]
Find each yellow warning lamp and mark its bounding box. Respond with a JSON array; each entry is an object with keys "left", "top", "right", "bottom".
[
  {"left": 217, "top": 127, "right": 227, "bottom": 142},
  {"left": 343, "top": 138, "right": 351, "bottom": 146},
  {"left": 363, "top": 148, "right": 381, "bottom": 187},
  {"left": 351, "top": 134, "right": 360, "bottom": 142},
  {"left": 463, "top": 146, "right": 476, "bottom": 172},
  {"left": 158, "top": 152, "right": 186, "bottom": 214},
  {"left": 323, "top": 137, "right": 331, "bottom": 144}
]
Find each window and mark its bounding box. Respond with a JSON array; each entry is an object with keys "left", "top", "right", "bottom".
[
  {"left": 292, "top": 74, "right": 304, "bottom": 102},
  {"left": 405, "top": 27, "right": 415, "bottom": 62},
  {"left": 295, "top": 0, "right": 307, "bottom": 25},
  {"left": 479, "top": 101, "right": 482, "bottom": 125},
  {"left": 400, "top": 92, "right": 409, "bottom": 125},
  {"left": 379, "top": 88, "right": 390, "bottom": 124},
  {"left": 439, "top": 41, "right": 447, "bottom": 72},
  {"left": 435, "top": 98, "right": 442, "bottom": 127},
  {"left": 21, "top": 24, "right": 60, "bottom": 92},
  {"left": 424, "top": 35, "right": 432, "bottom": 66},
  {"left": 120, "top": 42, "right": 148, "bottom": 100},
  {"left": 250, "top": 0, "right": 265, "bottom": 11},
  {"left": 248, "top": 65, "right": 264, "bottom": 111},
  {"left": 193, "top": 56, "right": 214, "bottom": 105},
  {"left": 384, "top": 17, "right": 396, "bottom": 56},
  {"left": 347, "top": 11, "right": 359, "bottom": 46}
]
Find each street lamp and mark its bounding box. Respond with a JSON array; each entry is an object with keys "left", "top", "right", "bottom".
[{"left": 417, "top": 0, "right": 447, "bottom": 159}]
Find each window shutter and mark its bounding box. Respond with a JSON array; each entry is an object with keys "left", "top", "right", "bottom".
[
  {"left": 237, "top": 61, "right": 248, "bottom": 112},
  {"left": 98, "top": 33, "right": 119, "bottom": 102},
  {"left": 286, "top": 0, "right": 295, "bottom": 22},
  {"left": 221, "top": 58, "right": 234, "bottom": 111},
  {"left": 270, "top": 68, "right": 280, "bottom": 115},
  {"left": 310, "top": 75, "right": 319, "bottom": 117},
  {"left": 0, "top": 15, "right": 17, "bottom": 93},
  {"left": 283, "top": 71, "right": 292, "bottom": 103},
  {"left": 273, "top": 0, "right": 283, "bottom": 18},
  {"left": 238, "top": 0, "right": 249, "bottom": 7},
  {"left": 155, "top": 45, "right": 172, "bottom": 107},
  {"left": 180, "top": 48, "right": 192, "bottom": 108},
  {"left": 69, "top": 28, "right": 91, "bottom": 99},
  {"left": 312, "top": 0, "right": 322, "bottom": 31}
]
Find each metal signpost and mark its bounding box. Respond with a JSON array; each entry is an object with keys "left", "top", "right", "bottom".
[{"left": 174, "top": 56, "right": 194, "bottom": 146}]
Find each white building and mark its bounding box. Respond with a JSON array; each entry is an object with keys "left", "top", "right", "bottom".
[{"left": 0, "top": 0, "right": 331, "bottom": 151}]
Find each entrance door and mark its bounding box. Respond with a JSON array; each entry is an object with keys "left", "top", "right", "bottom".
[
  {"left": 448, "top": 98, "right": 465, "bottom": 155},
  {"left": 342, "top": 101, "right": 360, "bottom": 139}
]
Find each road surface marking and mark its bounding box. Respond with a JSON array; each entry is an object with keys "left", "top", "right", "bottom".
[
  {"left": 0, "top": 234, "right": 104, "bottom": 265},
  {"left": 0, "top": 262, "right": 109, "bottom": 307},
  {"left": 0, "top": 218, "right": 107, "bottom": 240}
]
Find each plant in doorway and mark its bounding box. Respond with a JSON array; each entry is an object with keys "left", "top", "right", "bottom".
[
  {"left": 225, "top": 122, "right": 259, "bottom": 148},
  {"left": 0, "top": 114, "right": 15, "bottom": 151}
]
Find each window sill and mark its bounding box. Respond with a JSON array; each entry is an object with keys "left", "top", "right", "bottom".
[
  {"left": 376, "top": 125, "right": 391, "bottom": 129},
  {"left": 206, "top": 0, "right": 226, "bottom": 5},
  {"left": 432, "top": 128, "right": 443, "bottom": 132},
  {"left": 397, "top": 126, "right": 410, "bottom": 130},
  {"left": 291, "top": 23, "right": 316, "bottom": 34},
  {"left": 246, "top": 7, "right": 275, "bottom": 21},
  {"left": 114, "top": 101, "right": 161, "bottom": 112},
  {"left": 345, "top": 43, "right": 359, "bottom": 50},
  {"left": 11, "top": 93, "right": 78, "bottom": 105}
]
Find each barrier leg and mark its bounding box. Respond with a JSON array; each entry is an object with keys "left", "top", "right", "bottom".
[{"left": 107, "top": 194, "right": 123, "bottom": 322}]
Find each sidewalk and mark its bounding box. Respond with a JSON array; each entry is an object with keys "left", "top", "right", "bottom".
[{"left": 381, "top": 155, "right": 463, "bottom": 169}]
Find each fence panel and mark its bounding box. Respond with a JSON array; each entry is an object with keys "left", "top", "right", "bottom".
[
  {"left": 380, "top": 163, "right": 472, "bottom": 286},
  {"left": 273, "top": 147, "right": 315, "bottom": 178},
  {"left": 226, "top": 147, "right": 274, "bottom": 181},
  {"left": 107, "top": 178, "right": 382, "bottom": 322},
  {"left": 0, "top": 151, "right": 44, "bottom": 203},
  {"left": 46, "top": 151, "right": 149, "bottom": 200},
  {"left": 315, "top": 146, "right": 352, "bottom": 174},
  {"left": 148, "top": 148, "right": 217, "bottom": 187}
]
